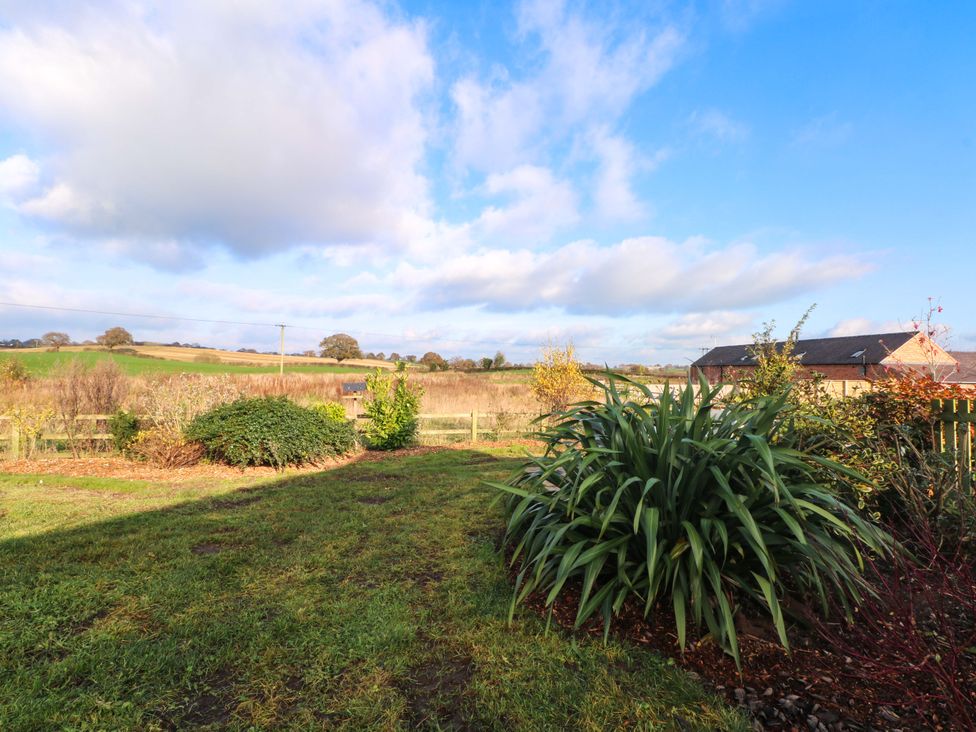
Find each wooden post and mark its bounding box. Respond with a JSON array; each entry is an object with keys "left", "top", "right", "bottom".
[
  {"left": 9, "top": 422, "right": 19, "bottom": 460},
  {"left": 842, "top": 380, "right": 849, "bottom": 398},
  {"left": 945, "top": 399, "right": 957, "bottom": 454},
  {"left": 277, "top": 324, "right": 286, "bottom": 377},
  {"left": 959, "top": 400, "right": 972, "bottom": 492},
  {"left": 470, "top": 410, "right": 478, "bottom": 442}
]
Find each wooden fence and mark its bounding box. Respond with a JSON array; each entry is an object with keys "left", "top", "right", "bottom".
[
  {"left": 0, "top": 414, "right": 113, "bottom": 459},
  {"left": 933, "top": 398, "right": 975, "bottom": 490},
  {"left": 0, "top": 411, "right": 537, "bottom": 458}
]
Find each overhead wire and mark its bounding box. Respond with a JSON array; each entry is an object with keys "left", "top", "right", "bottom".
[{"left": 0, "top": 299, "right": 642, "bottom": 356}]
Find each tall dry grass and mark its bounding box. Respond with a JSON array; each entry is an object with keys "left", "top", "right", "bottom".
[{"left": 2, "top": 370, "right": 541, "bottom": 417}]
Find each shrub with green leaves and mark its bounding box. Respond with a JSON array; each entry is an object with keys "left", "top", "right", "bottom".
[
  {"left": 492, "top": 375, "right": 889, "bottom": 668},
  {"left": 310, "top": 400, "right": 348, "bottom": 423},
  {"left": 108, "top": 409, "right": 141, "bottom": 453},
  {"left": 186, "top": 396, "right": 356, "bottom": 469},
  {"left": 0, "top": 356, "right": 29, "bottom": 384},
  {"left": 361, "top": 368, "right": 423, "bottom": 450}
]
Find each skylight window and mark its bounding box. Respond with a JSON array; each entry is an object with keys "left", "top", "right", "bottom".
[{"left": 850, "top": 349, "right": 866, "bottom": 358}]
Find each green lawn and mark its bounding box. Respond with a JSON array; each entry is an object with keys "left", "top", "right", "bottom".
[
  {"left": 0, "top": 449, "right": 745, "bottom": 731},
  {"left": 0, "top": 350, "right": 370, "bottom": 376}
]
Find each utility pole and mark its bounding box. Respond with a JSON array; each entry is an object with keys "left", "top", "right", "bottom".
[{"left": 277, "top": 324, "right": 286, "bottom": 376}]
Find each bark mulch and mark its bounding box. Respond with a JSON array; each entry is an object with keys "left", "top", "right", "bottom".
[{"left": 523, "top": 584, "right": 968, "bottom": 732}]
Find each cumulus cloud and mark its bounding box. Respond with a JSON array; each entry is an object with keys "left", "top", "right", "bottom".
[
  {"left": 0, "top": 154, "right": 40, "bottom": 198},
  {"left": 658, "top": 311, "right": 754, "bottom": 341},
  {"left": 475, "top": 165, "right": 579, "bottom": 244},
  {"left": 177, "top": 280, "right": 400, "bottom": 319},
  {"left": 398, "top": 237, "right": 873, "bottom": 315},
  {"left": 590, "top": 130, "right": 646, "bottom": 221},
  {"left": 451, "top": 0, "right": 683, "bottom": 173},
  {"left": 828, "top": 318, "right": 903, "bottom": 337},
  {"left": 0, "top": 0, "right": 434, "bottom": 256}
]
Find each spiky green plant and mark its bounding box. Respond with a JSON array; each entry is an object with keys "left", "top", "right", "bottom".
[{"left": 492, "top": 374, "right": 889, "bottom": 668}]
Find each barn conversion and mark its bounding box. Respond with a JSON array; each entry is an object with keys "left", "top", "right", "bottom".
[{"left": 693, "top": 331, "right": 959, "bottom": 384}]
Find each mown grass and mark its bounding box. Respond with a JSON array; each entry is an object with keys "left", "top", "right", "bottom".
[
  {"left": 0, "top": 350, "right": 370, "bottom": 377},
  {"left": 0, "top": 449, "right": 746, "bottom": 731}
]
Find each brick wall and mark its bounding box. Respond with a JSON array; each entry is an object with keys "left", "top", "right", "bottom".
[{"left": 884, "top": 333, "right": 956, "bottom": 366}]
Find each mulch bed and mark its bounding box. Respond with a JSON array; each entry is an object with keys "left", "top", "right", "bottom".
[{"left": 516, "top": 566, "right": 974, "bottom": 731}]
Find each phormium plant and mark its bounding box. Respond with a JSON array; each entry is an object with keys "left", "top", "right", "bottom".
[{"left": 491, "top": 374, "right": 889, "bottom": 668}]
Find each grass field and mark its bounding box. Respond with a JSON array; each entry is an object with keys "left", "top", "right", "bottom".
[
  {"left": 0, "top": 349, "right": 377, "bottom": 376},
  {"left": 0, "top": 449, "right": 745, "bottom": 731}
]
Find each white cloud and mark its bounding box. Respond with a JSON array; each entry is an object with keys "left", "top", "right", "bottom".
[
  {"left": 398, "top": 237, "right": 873, "bottom": 315},
  {"left": 0, "top": 154, "right": 40, "bottom": 198},
  {"left": 17, "top": 182, "right": 101, "bottom": 225},
  {"left": 658, "top": 311, "right": 753, "bottom": 341},
  {"left": 177, "top": 280, "right": 399, "bottom": 319},
  {"left": 688, "top": 109, "right": 750, "bottom": 143},
  {"left": 451, "top": 78, "right": 546, "bottom": 173},
  {"left": 475, "top": 165, "right": 579, "bottom": 244},
  {"left": 0, "top": 0, "right": 434, "bottom": 256},
  {"left": 828, "top": 317, "right": 902, "bottom": 337},
  {"left": 590, "top": 129, "right": 652, "bottom": 221},
  {"left": 451, "top": 0, "right": 683, "bottom": 173}
]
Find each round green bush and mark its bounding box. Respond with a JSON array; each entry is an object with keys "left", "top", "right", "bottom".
[{"left": 185, "top": 396, "right": 356, "bottom": 469}]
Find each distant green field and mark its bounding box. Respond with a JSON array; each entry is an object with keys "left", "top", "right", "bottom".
[{"left": 0, "top": 351, "right": 370, "bottom": 377}]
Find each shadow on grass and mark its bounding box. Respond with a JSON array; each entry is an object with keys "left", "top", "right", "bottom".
[{"left": 0, "top": 447, "right": 746, "bottom": 732}]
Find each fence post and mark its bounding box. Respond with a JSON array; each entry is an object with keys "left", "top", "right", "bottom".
[
  {"left": 959, "top": 400, "right": 972, "bottom": 492},
  {"left": 9, "top": 422, "right": 19, "bottom": 460},
  {"left": 470, "top": 410, "right": 478, "bottom": 442}
]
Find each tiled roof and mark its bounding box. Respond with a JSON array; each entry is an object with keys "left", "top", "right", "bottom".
[
  {"left": 947, "top": 352, "right": 976, "bottom": 384},
  {"left": 692, "top": 332, "right": 917, "bottom": 367}
]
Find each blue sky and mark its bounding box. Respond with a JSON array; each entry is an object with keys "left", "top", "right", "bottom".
[{"left": 0, "top": 0, "right": 973, "bottom": 364}]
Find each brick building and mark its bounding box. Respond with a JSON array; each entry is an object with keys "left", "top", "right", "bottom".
[{"left": 693, "top": 331, "right": 958, "bottom": 384}]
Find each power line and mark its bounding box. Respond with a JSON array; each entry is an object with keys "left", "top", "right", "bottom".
[{"left": 0, "top": 299, "right": 640, "bottom": 356}]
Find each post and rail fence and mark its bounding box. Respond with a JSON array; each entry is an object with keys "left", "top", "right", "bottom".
[
  {"left": 6, "top": 396, "right": 972, "bottom": 473},
  {"left": 0, "top": 411, "right": 538, "bottom": 459}
]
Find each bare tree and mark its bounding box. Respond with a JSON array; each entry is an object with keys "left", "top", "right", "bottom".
[
  {"left": 52, "top": 360, "right": 88, "bottom": 458},
  {"left": 42, "top": 332, "right": 71, "bottom": 351}
]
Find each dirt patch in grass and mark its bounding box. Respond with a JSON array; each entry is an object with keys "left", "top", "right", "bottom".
[
  {"left": 191, "top": 542, "right": 224, "bottom": 555},
  {"left": 70, "top": 607, "right": 111, "bottom": 635},
  {"left": 163, "top": 668, "right": 237, "bottom": 729},
  {"left": 408, "top": 567, "right": 445, "bottom": 588},
  {"left": 356, "top": 495, "right": 391, "bottom": 505},
  {"left": 397, "top": 641, "right": 475, "bottom": 730}
]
